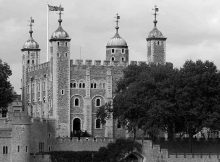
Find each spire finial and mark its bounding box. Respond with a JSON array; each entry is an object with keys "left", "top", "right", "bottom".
[
  {"left": 58, "top": 4, "right": 64, "bottom": 26},
  {"left": 153, "top": 5, "right": 159, "bottom": 27},
  {"left": 29, "top": 17, "right": 34, "bottom": 38},
  {"left": 115, "top": 13, "right": 120, "bottom": 34}
]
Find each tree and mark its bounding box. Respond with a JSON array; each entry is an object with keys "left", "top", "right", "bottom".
[
  {"left": 97, "top": 63, "right": 178, "bottom": 140},
  {"left": 0, "top": 59, "right": 13, "bottom": 115},
  {"left": 95, "top": 138, "right": 142, "bottom": 162},
  {"left": 97, "top": 60, "right": 220, "bottom": 147},
  {"left": 175, "top": 60, "right": 220, "bottom": 151}
]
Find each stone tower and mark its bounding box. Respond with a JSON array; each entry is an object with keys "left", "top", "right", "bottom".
[
  {"left": 49, "top": 10, "right": 71, "bottom": 137},
  {"left": 146, "top": 6, "right": 166, "bottom": 65},
  {"left": 106, "top": 14, "right": 129, "bottom": 64},
  {"left": 21, "top": 17, "right": 40, "bottom": 112}
]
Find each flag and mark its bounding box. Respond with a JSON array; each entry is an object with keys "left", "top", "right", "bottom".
[{"left": 48, "top": 5, "right": 64, "bottom": 11}]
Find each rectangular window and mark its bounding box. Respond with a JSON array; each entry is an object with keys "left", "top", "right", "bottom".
[
  {"left": 26, "top": 146, "right": 28, "bottom": 152},
  {"left": 18, "top": 145, "right": 20, "bottom": 152},
  {"left": 122, "top": 49, "right": 125, "bottom": 53},
  {"left": 61, "top": 89, "right": 65, "bottom": 95}
]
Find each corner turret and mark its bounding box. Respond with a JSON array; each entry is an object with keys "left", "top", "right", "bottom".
[
  {"left": 106, "top": 14, "right": 129, "bottom": 64},
  {"left": 146, "top": 6, "right": 167, "bottom": 65},
  {"left": 49, "top": 6, "right": 71, "bottom": 138}
]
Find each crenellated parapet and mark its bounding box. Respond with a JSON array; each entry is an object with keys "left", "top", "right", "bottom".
[
  {"left": 52, "top": 137, "right": 113, "bottom": 151},
  {"left": 70, "top": 59, "right": 147, "bottom": 67},
  {"left": 27, "top": 62, "right": 50, "bottom": 73}
]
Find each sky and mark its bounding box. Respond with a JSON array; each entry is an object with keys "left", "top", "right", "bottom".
[{"left": 0, "top": 0, "right": 220, "bottom": 94}]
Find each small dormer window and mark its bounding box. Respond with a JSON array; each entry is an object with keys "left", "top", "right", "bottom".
[
  {"left": 121, "top": 49, "right": 125, "bottom": 54},
  {"left": 121, "top": 57, "right": 125, "bottom": 62},
  {"left": 111, "top": 49, "right": 115, "bottom": 54},
  {"left": 61, "top": 89, "right": 65, "bottom": 95},
  {"left": 111, "top": 57, "right": 115, "bottom": 61}
]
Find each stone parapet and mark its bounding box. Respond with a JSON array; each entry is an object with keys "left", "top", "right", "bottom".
[
  {"left": 70, "top": 59, "right": 147, "bottom": 67},
  {"left": 27, "top": 62, "right": 50, "bottom": 72}
]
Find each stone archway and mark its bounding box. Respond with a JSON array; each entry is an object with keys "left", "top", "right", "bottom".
[
  {"left": 123, "top": 152, "right": 144, "bottom": 162},
  {"left": 72, "top": 118, "right": 81, "bottom": 137}
]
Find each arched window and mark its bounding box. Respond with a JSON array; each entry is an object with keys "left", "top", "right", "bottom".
[
  {"left": 3, "top": 146, "right": 8, "bottom": 154},
  {"left": 91, "top": 80, "right": 97, "bottom": 89},
  {"left": 96, "top": 98, "right": 101, "bottom": 107},
  {"left": 111, "top": 57, "right": 115, "bottom": 61},
  {"left": 121, "top": 57, "right": 125, "bottom": 62},
  {"left": 65, "top": 42, "right": 68, "bottom": 46},
  {"left": 79, "top": 83, "right": 82, "bottom": 88},
  {"left": 57, "top": 42, "right": 60, "bottom": 46},
  {"left": 70, "top": 81, "right": 77, "bottom": 88},
  {"left": 111, "top": 49, "right": 115, "bottom": 54},
  {"left": 95, "top": 119, "right": 101, "bottom": 129},
  {"left": 74, "top": 98, "right": 80, "bottom": 107},
  {"left": 82, "top": 83, "right": 85, "bottom": 88},
  {"left": 121, "top": 48, "right": 125, "bottom": 54}
]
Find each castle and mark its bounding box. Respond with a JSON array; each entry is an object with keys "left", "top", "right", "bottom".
[
  {"left": 20, "top": 7, "right": 166, "bottom": 139},
  {"left": 2, "top": 5, "right": 219, "bottom": 162}
]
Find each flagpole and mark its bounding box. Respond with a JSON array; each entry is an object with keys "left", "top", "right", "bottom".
[{"left": 47, "top": 4, "right": 49, "bottom": 62}]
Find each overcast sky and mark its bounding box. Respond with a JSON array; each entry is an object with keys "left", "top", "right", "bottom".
[{"left": 0, "top": 0, "right": 220, "bottom": 94}]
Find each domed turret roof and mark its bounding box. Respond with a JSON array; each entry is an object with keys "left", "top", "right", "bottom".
[
  {"left": 148, "top": 27, "right": 164, "bottom": 38},
  {"left": 51, "top": 26, "right": 69, "bottom": 39},
  {"left": 21, "top": 18, "right": 40, "bottom": 51},
  {"left": 23, "top": 37, "right": 39, "bottom": 49},
  {"left": 50, "top": 11, "right": 70, "bottom": 41},
  {"left": 106, "top": 33, "right": 127, "bottom": 47},
  {"left": 106, "top": 14, "right": 127, "bottom": 48}
]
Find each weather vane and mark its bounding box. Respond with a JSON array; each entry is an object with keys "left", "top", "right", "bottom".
[
  {"left": 28, "top": 17, "right": 34, "bottom": 37},
  {"left": 115, "top": 13, "right": 120, "bottom": 33},
  {"left": 152, "top": 5, "right": 159, "bottom": 27}
]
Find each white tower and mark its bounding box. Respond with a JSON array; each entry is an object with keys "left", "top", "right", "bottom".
[
  {"left": 146, "top": 6, "right": 167, "bottom": 65},
  {"left": 21, "top": 17, "right": 40, "bottom": 112},
  {"left": 49, "top": 9, "right": 71, "bottom": 137}
]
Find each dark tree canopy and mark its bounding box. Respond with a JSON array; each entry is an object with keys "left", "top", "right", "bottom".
[
  {"left": 97, "top": 60, "right": 220, "bottom": 141},
  {"left": 0, "top": 59, "right": 13, "bottom": 113}
]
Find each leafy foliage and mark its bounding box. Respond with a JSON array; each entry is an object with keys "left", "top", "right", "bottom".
[
  {"left": 97, "top": 60, "right": 220, "bottom": 140},
  {"left": 0, "top": 59, "right": 13, "bottom": 114}
]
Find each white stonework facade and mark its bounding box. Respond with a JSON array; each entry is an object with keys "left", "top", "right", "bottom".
[{"left": 0, "top": 12, "right": 169, "bottom": 162}]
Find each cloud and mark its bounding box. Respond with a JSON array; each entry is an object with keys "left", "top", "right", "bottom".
[{"left": 0, "top": 0, "right": 220, "bottom": 93}]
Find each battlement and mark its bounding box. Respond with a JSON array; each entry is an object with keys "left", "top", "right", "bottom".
[
  {"left": 70, "top": 59, "right": 147, "bottom": 67},
  {"left": 55, "top": 137, "right": 114, "bottom": 143},
  {"left": 27, "top": 62, "right": 50, "bottom": 72},
  {"left": 145, "top": 140, "right": 220, "bottom": 161},
  {"left": 53, "top": 137, "right": 113, "bottom": 151}
]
